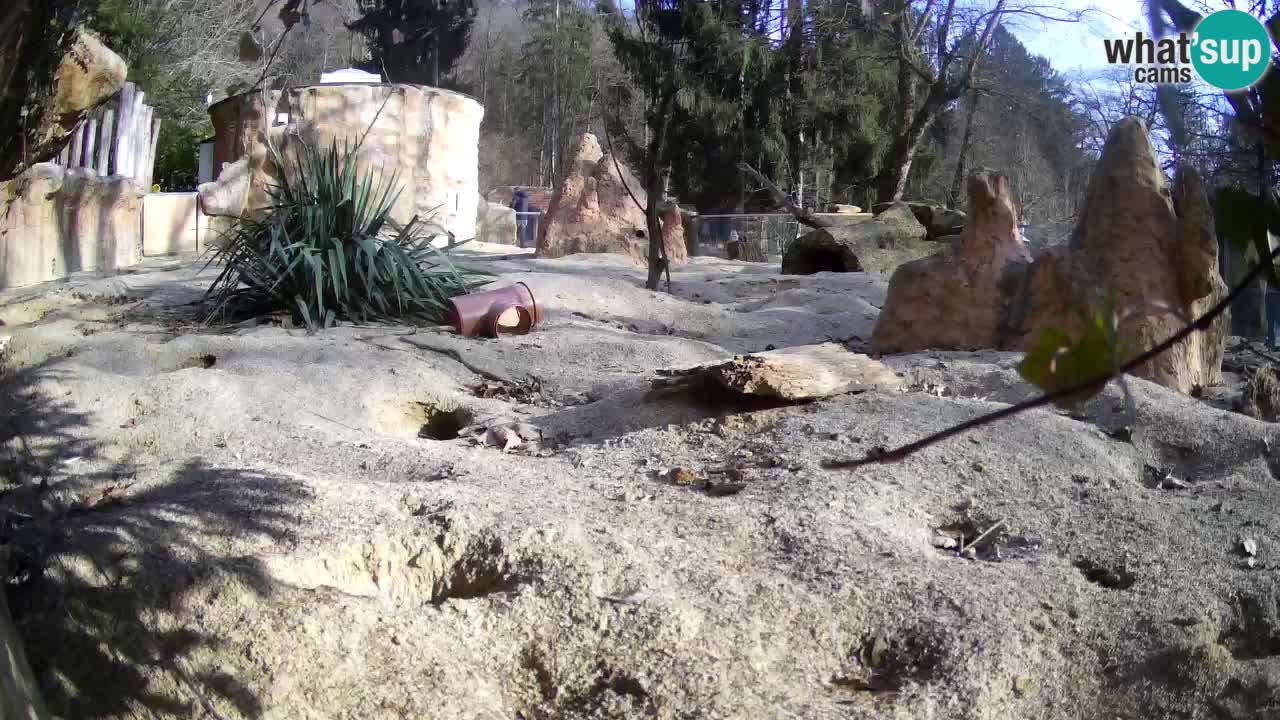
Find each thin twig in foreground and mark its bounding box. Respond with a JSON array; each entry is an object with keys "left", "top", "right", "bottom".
[
  {"left": 824, "top": 244, "right": 1280, "bottom": 471},
  {"left": 961, "top": 519, "right": 1005, "bottom": 553}
]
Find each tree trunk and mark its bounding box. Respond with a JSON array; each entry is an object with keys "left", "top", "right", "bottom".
[
  {"left": 645, "top": 86, "right": 677, "bottom": 291},
  {"left": 948, "top": 87, "right": 982, "bottom": 209},
  {"left": 876, "top": 93, "right": 944, "bottom": 203}
]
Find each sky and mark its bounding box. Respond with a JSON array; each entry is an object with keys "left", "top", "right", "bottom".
[{"left": 1012, "top": 0, "right": 1148, "bottom": 77}]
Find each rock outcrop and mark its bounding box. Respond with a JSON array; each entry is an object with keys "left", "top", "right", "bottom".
[
  {"left": 2, "top": 27, "right": 127, "bottom": 181},
  {"left": 870, "top": 201, "right": 966, "bottom": 241},
  {"left": 782, "top": 202, "right": 936, "bottom": 275},
  {"left": 871, "top": 118, "right": 1228, "bottom": 395},
  {"left": 536, "top": 133, "right": 687, "bottom": 267}
]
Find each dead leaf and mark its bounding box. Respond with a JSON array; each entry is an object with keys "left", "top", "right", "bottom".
[
  {"left": 77, "top": 483, "right": 132, "bottom": 510},
  {"left": 668, "top": 467, "right": 700, "bottom": 486}
]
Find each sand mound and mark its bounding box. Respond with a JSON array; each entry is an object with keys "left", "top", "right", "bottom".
[{"left": 1, "top": 253, "right": 1274, "bottom": 719}]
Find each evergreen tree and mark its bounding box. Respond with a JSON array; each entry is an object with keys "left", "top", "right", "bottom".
[
  {"left": 520, "top": 1, "right": 597, "bottom": 186},
  {"left": 348, "top": 0, "right": 477, "bottom": 86}
]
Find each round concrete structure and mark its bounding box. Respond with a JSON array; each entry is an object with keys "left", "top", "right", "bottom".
[{"left": 205, "top": 84, "right": 485, "bottom": 242}]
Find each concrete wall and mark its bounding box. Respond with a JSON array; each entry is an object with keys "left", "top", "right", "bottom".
[{"left": 143, "top": 192, "right": 210, "bottom": 256}]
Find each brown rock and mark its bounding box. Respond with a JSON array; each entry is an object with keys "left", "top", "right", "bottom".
[
  {"left": 870, "top": 118, "right": 1228, "bottom": 396},
  {"left": 536, "top": 133, "right": 686, "bottom": 267},
  {"left": 652, "top": 343, "right": 904, "bottom": 401},
  {"left": 661, "top": 205, "right": 685, "bottom": 260},
  {"left": 871, "top": 171, "right": 1030, "bottom": 353}
]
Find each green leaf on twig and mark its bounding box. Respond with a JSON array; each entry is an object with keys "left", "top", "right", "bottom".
[{"left": 1018, "top": 300, "right": 1124, "bottom": 409}]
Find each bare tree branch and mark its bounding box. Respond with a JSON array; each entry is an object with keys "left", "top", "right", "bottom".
[{"left": 738, "top": 162, "right": 831, "bottom": 229}]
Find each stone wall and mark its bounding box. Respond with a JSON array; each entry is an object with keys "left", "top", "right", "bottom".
[{"left": 200, "top": 84, "right": 485, "bottom": 242}]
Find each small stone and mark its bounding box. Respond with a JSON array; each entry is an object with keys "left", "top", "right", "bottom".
[
  {"left": 960, "top": 547, "right": 977, "bottom": 560},
  {"left": 1012, "top": 675, "right": 1033, "bottom": 696},
  {"left": 930, "top": 534, "right": 958, "bottom": 550},
  {"left": 1242, "top": 538, "right": 1259, "bottom": 557},
  {"left": 1246, "top": 557, "right": 1259, "bottom": 570}
]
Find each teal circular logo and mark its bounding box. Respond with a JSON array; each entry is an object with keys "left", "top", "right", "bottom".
[{"left": 1192, "top": 9, "right": 1272, "bottom": 90}]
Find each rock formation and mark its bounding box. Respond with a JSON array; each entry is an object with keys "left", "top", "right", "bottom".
[
  {"left": 870, "top": 201, "right": 967, "bottom": 241},
  {"left": 536, "top": 133, "right": 687, "bottom": 267},
  {"left": 782, "top": 202, "right": 937, "bottom": 275},
  {"left": 198, "top": 85, "right": 484, "bottom": 241},
  {"left": 1, "top": 27, "right": 127, "bottom": 181},
  {"left": 1, "top": 163, "right": 143, "bottom": 290},
  {"left": 871, "top": 118, "right": 1229, "bottom": 395}
]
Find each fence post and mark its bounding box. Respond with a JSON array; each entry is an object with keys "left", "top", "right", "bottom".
[
  {"left": 82, "top": 118, "right": 97, "bottom": 170},
  {"left": 69, "top": 122, "right": 84, "bottom": 169},
  {"left": 115, "top": 82, "right": 136, "bottom": 177},
  {"left": 97, "top": 108, "right": 114, "bottom": 176},
  {"left": 144, "top": 115, "right": 161, "bottom": 189}
]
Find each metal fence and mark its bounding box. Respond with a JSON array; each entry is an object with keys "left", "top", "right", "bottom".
[{"left": 690, "top": 214, "right": 803, "bottom": 257}]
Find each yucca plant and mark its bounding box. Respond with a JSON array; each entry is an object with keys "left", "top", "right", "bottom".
[{"left": 202, "top": 139, "right": 486, "bottom": 329}]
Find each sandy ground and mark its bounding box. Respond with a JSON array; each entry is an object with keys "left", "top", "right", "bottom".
[{"left": 3, "top": 251, "right": 1280, "bottom": 720}]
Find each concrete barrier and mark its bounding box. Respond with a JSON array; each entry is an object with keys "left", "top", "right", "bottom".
[{"left": 143, "top": 192, "right": 209, "bottom": 257}]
